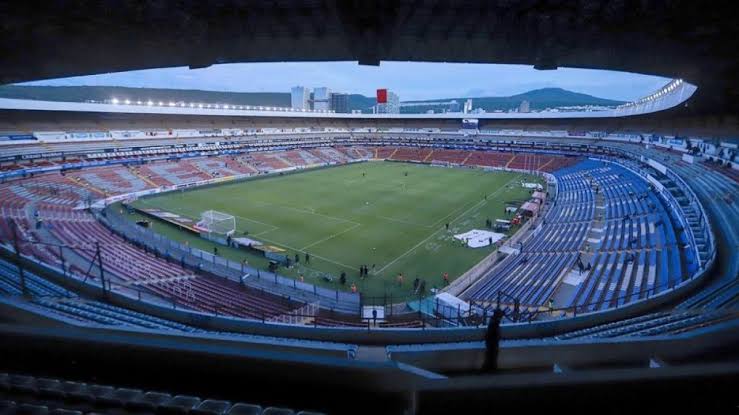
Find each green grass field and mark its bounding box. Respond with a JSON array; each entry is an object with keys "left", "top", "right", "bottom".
[{"left": 127, "top": 161, "right": 539, "bottom": 298}]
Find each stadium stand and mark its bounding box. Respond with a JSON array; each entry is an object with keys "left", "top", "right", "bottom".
[
  {"left": 0, "top": 372, "right": 326, "bottom": 414},
  {"left": 0, "top": 141, "right": 715, "bottom": 325}
]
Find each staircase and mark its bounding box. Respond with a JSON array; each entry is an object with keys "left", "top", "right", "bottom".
[{"left": 657, "top": 176, "right": 709, "bottom": 263}]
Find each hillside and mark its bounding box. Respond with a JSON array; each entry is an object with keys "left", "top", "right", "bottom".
[
  {"left": 401, "top": 88, "right": 625, "bottom": 113},
  {"left": 0, "top": 85, "right": 291, "bottom": 107},
  {"left": 0, "top": 85, "right": 625, "bottom": 113}
]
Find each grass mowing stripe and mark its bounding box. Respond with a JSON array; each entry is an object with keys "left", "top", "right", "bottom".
[
  {"left": 374, "top": 174, "right": 523, "bottom": 275},
  {"left": 131, "top": 162, "right": 540, "bottom": 297}
]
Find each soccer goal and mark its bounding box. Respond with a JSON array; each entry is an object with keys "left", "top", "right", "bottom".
[{"left": 196, "top": 210, "right": 236, "bottom": 243}]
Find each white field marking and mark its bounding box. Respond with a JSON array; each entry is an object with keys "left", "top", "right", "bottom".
[
  {"left": 250, "top": 199, "right": 360, "bottom": 226},
  {"left": 374, "top": 174, "right": 523, "bottom": 275},
  {"left": 233, "top": 214, "right": 280, "bottom": 230},
  {"left": 429, "top": 174, "right": 524, "bottom": 229},
  {"left": 252, "top": 227, "right": 280, "bottom": 237},
  {"left": 139, "top": 199, "right": 280, "bottom": 234},
  {"left": 300, "top": 222, "right": 361, "bottom": 251},
  {"left": 254, "top": 234, "right": 356, "bottom": 271},
  {"left": 214, "top": 192, "right": 353, "bottom": 225}
]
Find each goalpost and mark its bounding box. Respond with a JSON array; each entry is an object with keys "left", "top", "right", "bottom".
[{"left": 196, "top": 210, "right": 236, "bottom": 244}]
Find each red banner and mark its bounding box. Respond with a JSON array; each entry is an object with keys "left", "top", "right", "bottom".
[{"left": 376, "top": 89, "right": 388, "bottom": 104}]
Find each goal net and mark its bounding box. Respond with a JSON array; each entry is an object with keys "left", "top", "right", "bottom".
[{"left": 196, "top": 210, "right": 236, "bottom": 237}]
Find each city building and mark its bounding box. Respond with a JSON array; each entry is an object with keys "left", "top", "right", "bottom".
[
  {"left": 312, "top": 87, "right": 331, "bottom": 111},
  {"left": 449, "top": 100, "right": 460, "bottom": 113},
  {"left": 290, "top": 86, "right": 310, "bottom": 110},
  {"left": 463, "top": 99, "right": 473, "bottom": 114},
  {"left": 519, "top": 100, "right": 531, "bottom": 113},
  {"left": 330, "top": 93, "right": 349, "bottom": 113},
  {"left": 376, "top": 89, "right": 400, "bottom": 114}
]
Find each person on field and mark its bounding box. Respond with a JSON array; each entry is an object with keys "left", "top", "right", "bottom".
[
  {"left": 443, "top": 272, "right": 449, "bottom": 286},
  {"left": 305, "top": 252, "right": 310, "bottom": 263}
]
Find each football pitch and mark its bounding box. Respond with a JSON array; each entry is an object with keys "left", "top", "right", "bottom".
[{"left": 129, "top": 161, "right": 539, "bottom": 298}]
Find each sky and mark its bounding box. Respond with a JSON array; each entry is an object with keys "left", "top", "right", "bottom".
[{"left": 19, "top": 61, "right": 671, "bottom": 102}]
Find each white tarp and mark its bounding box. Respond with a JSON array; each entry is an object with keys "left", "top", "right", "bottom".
[
  {"left": 454, "top": 229, "right": 505, "bottom": 248},
  {"left": 521, "top": 182, "right": 543, "bottom": 190}
]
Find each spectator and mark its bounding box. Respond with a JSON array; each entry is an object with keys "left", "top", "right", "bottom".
[{"left": 482, "top": 308, "right": 504, "bottom": 373}]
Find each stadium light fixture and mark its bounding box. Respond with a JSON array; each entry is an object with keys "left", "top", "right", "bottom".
[
  {"left": 111, "top": 98, "right": 119, "bottom": 104},
  {"left": 158, "top": 101, "right": 164, "bottom": 106},
  {"left": 168, "top": 102, "right": 175, "bottom": 107},
  {"left": 137, "top": 101, "right": 142, "bottom": 105},
  {"left": 124, "top": 99, "right": 131, "bottom": 105},
  {"left": 147, "top": 100, "right": 153, "bottom": 106}
]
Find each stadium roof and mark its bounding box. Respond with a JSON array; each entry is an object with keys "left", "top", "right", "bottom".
[{"left": 1, "top": 1, "right": 739, "bottom": 116}]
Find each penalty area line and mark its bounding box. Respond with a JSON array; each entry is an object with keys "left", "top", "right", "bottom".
[
  {"left": 374, "top": 174, "right": 522, "bottom": 275},
  {"left": 254, "top": 235, "right": 356, "bottom": 271},
  {"left": 300, "top": 223, "right": 361, "bottom": 251}
]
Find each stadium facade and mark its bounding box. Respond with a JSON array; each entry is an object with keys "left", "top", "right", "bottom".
[{"left": 2, "top": 2, "right": 739, "bottom": 414}]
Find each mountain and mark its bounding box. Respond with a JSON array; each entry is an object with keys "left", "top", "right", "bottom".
[
  {"left": 401, "top": 88, "right": 626, "bottom": 113},
  {"left": 0, "top": 85, "right": 291, "bottom": 107},
  {"left": 346, "top": 94, "right": 377, "bottom": 112},
  {"left": 0, "top": 85, "right": 624, "bottom": 114}
]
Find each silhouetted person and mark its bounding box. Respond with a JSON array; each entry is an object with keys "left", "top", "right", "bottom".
[{"left": 482, "top": 308, "right": 505, "bottom": 373}]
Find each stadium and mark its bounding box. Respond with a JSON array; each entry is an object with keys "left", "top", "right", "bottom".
[{"left": 0, "top": 2, "right": 738, "bottom": 414}]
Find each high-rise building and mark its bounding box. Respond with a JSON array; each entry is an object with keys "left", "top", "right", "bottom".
[
  {"left": 449, "top": 100, "right": 460, "bottom": 113},
  {"left": 463, "top": 99, "right": 473, "bottom": 114},
  {"left": 519, "top": 100, "right": 531, "bottom": 113},
  {"left": 313, "top": 87, "right": 331, "bottom": 111},
  {"left": 291, "top": 86, "right": 310, "bottom": 110},
  {"left": 330, "top": 93, "right": 349, "bottom": 113},
  {"left": 376, "top": 89, "right": 400, "bottom": 114}
]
